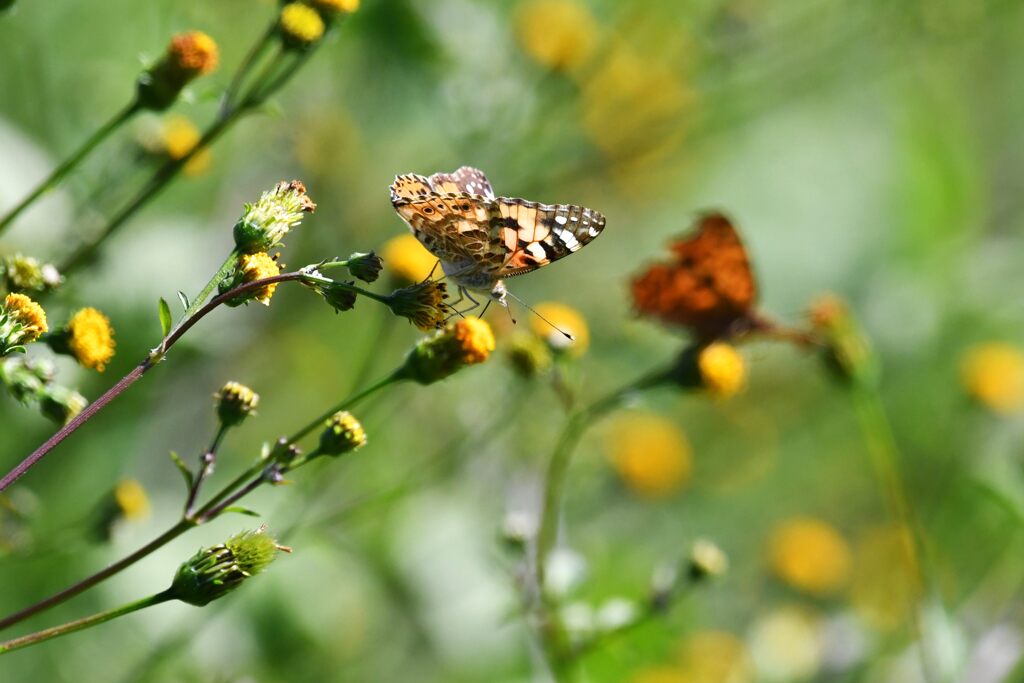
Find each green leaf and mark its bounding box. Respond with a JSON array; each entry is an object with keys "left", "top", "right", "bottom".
[
  {"left": 169, "top": 451, "right": 194, "bottom": 491},
  {"left": 221, "top": 506, "right": 262, "bottom": 518},
  {"left": 158, "top": 298, "right": 172, "bottom": 337},
  {"left": 177, "top": 290, "right": 190, "bottom": 311}
]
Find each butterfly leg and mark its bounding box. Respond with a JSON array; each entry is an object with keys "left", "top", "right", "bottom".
[{"left": 444, "top": 286, "right": 482, "bottom": 321}]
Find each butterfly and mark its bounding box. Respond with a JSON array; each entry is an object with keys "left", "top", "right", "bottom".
[
  {"left": 389, "top": 166, "right": 606, "bottom": 312},
  {"left": 631, "top": 212, "right": 760, "bottom": 341}
]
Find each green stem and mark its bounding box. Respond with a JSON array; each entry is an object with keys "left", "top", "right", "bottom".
[
  {"left": 287, "top": 371, "right": 404, "bottom": 444},
  {"left": 181, "top": 251, "right": 239, "bottom": 322},
  {"left": 0, "top": 101, "right": 140, "bottom": 236},
  {"left": 220, "top": 24, "right": 277, "bottom": 117},
  {"left": 0, "top": 591, "right": 172, "bottom": 655}
]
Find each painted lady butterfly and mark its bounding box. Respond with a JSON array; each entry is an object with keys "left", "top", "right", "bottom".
[{"left": 390, "top": 166, "right": 606, "bottom": 311}]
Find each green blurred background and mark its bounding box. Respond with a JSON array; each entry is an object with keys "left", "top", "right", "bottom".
[{"left": 1, "top": 0, "right": 1024, "bottom": 681}]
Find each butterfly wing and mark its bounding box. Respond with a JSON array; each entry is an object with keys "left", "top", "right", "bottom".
[
  {"left": 390, "top": 174, "right": 434, "bottom": 204},
  {"left": 428, "top": 166, "right": 495, "bottom": 199},
  {"left": 494, "top": 198, "right": 606, "bottom": 278},
  {"left": 631, "top": 212, "right": 756, "bottom": 339}
]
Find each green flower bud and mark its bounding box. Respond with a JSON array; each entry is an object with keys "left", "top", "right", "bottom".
[
  {"left": 687, "top": 538, "right": 728, "bottom": 581},
  {"left": 385, "top": 280, "right": 449, "bottom": 331},
  {"left": 318, "top": 411, "right": 367, "bottom": 456},
  {"left": 316, "top": 280, "right": 358, "bottom": 313},
  {"left": 505, "top": 331, "right": 553, "bottom": 379},
  {"left": 38, "top": 385, "right": 88, "bottom": 425},
  {"left": 345, "top": 251, "right": 383, "bottom": 283},
  {"left": 136, "top": 31, "right": 219, "bottom": 111},
  {"left": 215, "top": 381, "right": 259, "bottom": 427},
  {"left": 170, "top": 527, "right": 282, "bottom": 606}
]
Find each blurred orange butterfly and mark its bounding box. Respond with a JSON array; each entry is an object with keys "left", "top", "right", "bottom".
[{"left": 631, "top": 212, "right": 761, "bottom": 341}]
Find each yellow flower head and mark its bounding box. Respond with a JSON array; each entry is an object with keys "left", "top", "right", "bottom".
[
  {"left": 381, "top": 234, "right": 438, "bottom": 285},
  {"left": 280, "top": 2, "right": 325, "bottom": 47},
  {"left": 398, "top": 317, "right": 497, "bottom": 385},
  {"left": 676, "top": 631, "right": 754, "bottom": 683},
  {"left": 961, "top": 342, "right": 1024, "bottom": 414},
  {"left": 698, "top": 342, "right": 746, "bottom": 398},
  {"left": 238, "top": 252, "right": 282, "bottom": 306},
  {"left": 309, "top": 0, "right": 359, "bottom": 14},
  {"left": 768, "top": 517, "right": 851, "bottom": 596},
  {"left": 449, "top": 316, "right": 496, "bottom": 365},
  {"left": 215, "top": 381, "right": 259, "bottom": 426},
  {"left": 66, "top": 307, "right": 116, "bottom": 371},
  {"left": 386, "top": 279, "right": 449, "bottom": 331},
  {"left": 114, "top": 479, "right": 151, "bottom": 521},
  {"left": 4, "top": 293, "right": 47, "bottom": 341},
  {"left": 608, "top": 412, "right": 691, "bottom": 498},
  {"left": 319, "top": 410, "right": 367, "bottom": 456},
  {"left": 168, "top": 31, "right": 219, "bottom": 76},
  {"left": 530, "top": 301, "right": 589, "bottom": 357},
  {"left": 157, "top": 115, "right": 211, "bottom": 175},
  {"left": 516, "top": 0, "right": 598, "bottom": 72}
]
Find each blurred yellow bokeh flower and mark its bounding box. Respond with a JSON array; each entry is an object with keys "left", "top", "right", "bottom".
[
  {"left": 114, "top": 479, "right": 150, "bottom": 521},
  {"left": 676, "top": 631, "right": 754, "bottom": 683},
  {"left": 530, "top": 301, "right": 589, "bottom": 356},
  {"left": 698, "top": 343, "right": 746, "bottom": 398},
  {"left": 516, "top": 0, "right": 598, "bottom": 72},
  {"left": 960, "top": 342, "right": 1024, "bottom": 414},
  {"left": 280, "top": 2, "right": 325, "bottom": 46},
  {"left": 382, "top": 234, "right": 438, "bottom": 285},
  {"left": 159, "top": 116, "right": 211, "bottom": 176},
  {"left": 768, "top": 517, "right": 851, "bottom": 596},
  {"left": 851, "top": 523, "right": 921, "bottom": 631},
  {"left": 309, "top": 0, "right": 359, "bottom": 14},
  {"left": 66, "top": 307, "right": 116, "bottom": 372},
  {"left": 608, "top": 412, "right": 691, "bottom": 498},
  {"left": 747, "top": 605, "right": 823, "bottom": 681}
]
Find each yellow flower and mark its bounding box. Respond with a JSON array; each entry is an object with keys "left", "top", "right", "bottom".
[
  {"left": 629, "top": 668, "right": 687, "bottom": 683},
  {"left": 381, "top": 234, "right": 438, "bottom": 285},
  {"left": 168, "top": 31, "right": 219, "bottom": 76},
  {"left": 280, "top": 2, "right": 325, "bottom": 47},
  {"left": 676, "top": 631, "right": 754, "bottom": 683},
  {"left": 239, "top": 252, "right": 282, "bottom": 306},
  {"left": 960, "top": 342, "right": 1024, "bottom": 414},
  {"left": 159, "top": 115, "right": 210, "bottom": 176},
  {"left": 66, "top": 307, "right": 116, "bottom": 371},
  {"left": 851, "top": 524, "right": 921, "bottom": 631},
  {"left": 215, "top": 381, "right": 259, "bottom": 426},
  {"left": 386, "top": 279, "right": 449, "bottom": 331},
  {"left": 114, "top": 479, "right": 150, "bottom": 521},
  {"left": 319, "top": 411, "right": 367, "bottom": 456},
  {"left": 697, "top": 343, "right": 745, "bottom": 398},
  {"left": 768, "top": 517, "right": 851, "bottom": 596},
  {"left": 516, "top": 0, "right": 598, "bottom": 72},
  {"left": 449, "top": 316, "right": 495, "bottom": 364},
  {"left": 398, "top": 317, "right": 496, "bottom": 385},
  {"left": 4, "top": 293, "right": 47, "bottom": 341},
  {"left": 530, "top": 301, "right": 589, "bottom": 356},
  {"left": 608, "top": 412, "right": 692, "bottom": 498},
  {"left": 309, "top": 0, "right": 359, "bottom": 14}
]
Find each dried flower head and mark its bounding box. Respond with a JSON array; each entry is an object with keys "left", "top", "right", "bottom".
[
  {"left": 219, "top": 252, "right": 282, "bottom": 306},
  {"left": 137, "top": 31, "right": 219, "bottom": 110},
  {"left": 233, "top": 180, "right": 316, "bottom": 253},
  {"left": 1, "top": 293, "right": 47, "bottom": 355},
  {"left": 280, "top": 2, "right": 325, "bottom": 48},
  {"left": 385, "top": 279, "right": 449, "bottom": 331},
  {"left": 216, "top": 381, "right": 259, "bottom": 427},
  {"left": 381, "top": 234, "right": 437, "bottom": 285},
  {"left": 398, "top": 317, "right": 496, "bottom": 385},
  {"left": 318, "top": 411, "right": 367, "bottom": 456},
  {"left": 697, "top": 342, "right": 745, "bottom": 398},
  {"left": 170, "top": 527, "right": 282, "bottom": 606}
]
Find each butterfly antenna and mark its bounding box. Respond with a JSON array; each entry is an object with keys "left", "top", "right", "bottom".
[{"left": 505, "top": 291, "right": 574, "bottom": 341}]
